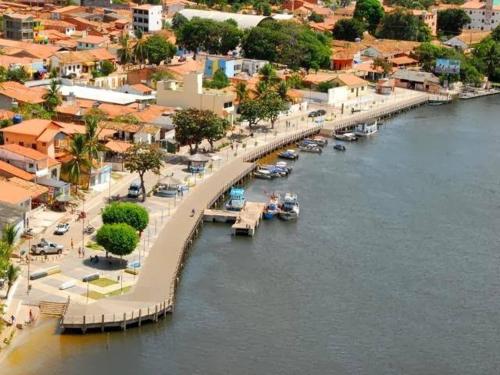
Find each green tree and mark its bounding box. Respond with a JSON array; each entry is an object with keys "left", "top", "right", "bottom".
[
  {"left": 308, "top": 11, "right": 325, "bottom": 23},
  {"left": 6, "top": 67, "right": 29, "bottom": 83},
  {"left": 1, "top": 224, "right": 18, "bottom": 250},
  {"left": 260, "top": 91, "right": 287, "bottom": 129},
  {"left": 259, "top": 63, "right": 279, "bottom": 86},
  {"left": 18, "top": 104, "right": 52, "bottom": 120},
  {"left": 235, "top": 82, "right": 249, "bottom": 102},
  {"left": 63, "top": 134, "right": 91, "bottom": 192},
  {"left": 173, "top": 108, "right": 215, "bottom": 154},
  {"left": 241, "top": 21, "right": 331, "bottom": 70},
  {"left": 143, "top": 35, "right": 177, "bottom": 65},
  {"left": 202, "top": 114, "right": 229, "bottom": 151},
  {"left": 317, "top": 81, "right": 335, "bottom": 92},
  {"left": 373, "top": 57, "right": 392, "bottom": 75},
  {"left": 239, "top": 99, "right": 266, "bottom": 129},
  {"left": 123, "top": 143, "right": 163, "bottom": 202},
  {"left": 473, "top": 38, "right": 500, "bottom": 81},
  {"left": 84, "top": 115, "right": 104, "bottom": 163},
  {"left": 332, "top": 18, "right": 366, "bottom": 41},
  {"left": 151, "top": 70, "right": 174, "bottom": 88},
  {"left": 277, "top": 80, "right": 289, "bottom": 101},
  {"left": 5, "top": 264, "right": 20, "bottom": 298},
  {"left": 492, "top": 25, "right": 500, "bottom": 42},
  {"left": 133, "top": 31, "right": 147, "bottom": 64},
  {"left": 353, "top": 0, "right": 384, "bottom": 34},
  {"left": 42, "top": 79, "right": 61, "bottom": 113},
  {"left": 437, "top": 9, "right": 470, "bottom": 36},
  {"left": 0, "top": 242, "right": 10, "bottom": 276},
  {"left": 204, "top": 68, "right": 230, "bottom": 89},
  {"left": 171, "top": 13, "right": 188, "bottom": 30},
  {"left": 102, "top": 202, "right": 149, "bottom": 232},
  {"left": 118, "top": 33, "right": 133, "bottom": 65},
  {"left": 99, "top": 60, "right": 115, "bottom": 76},
  {"left": 377, "top": 10, "right": 431, "bottom": 41},
  {"left": 96, "top": 223, "right": 139, "bottom": 257}
]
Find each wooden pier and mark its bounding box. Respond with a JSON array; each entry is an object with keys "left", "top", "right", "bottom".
[{"left": 204, "top": 202, "right": 266, "bottom": 236}]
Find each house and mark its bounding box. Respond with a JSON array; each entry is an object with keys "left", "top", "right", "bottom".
[
  {"left": 444, "top": 30, "right": 491, "bottom": 50},
  {"left": 0, "top": 143, "right": 60, "bottom": 179},
  {"left": 132, "top": 4, "right": 162, "bottom": 33},
  {"left": 0, "top": 180, "right": 32, "bottom": 210},
  {"left": 389, "top": 56, "right": 419, "bottom": 68},
  {"left": 412, "top": 9, "right": 437, "bottom": 36},
  {"left": 0, "top": 159, "right": 35, "bottom": 181},
  {"left": 0, "top": 38, "right": 61, "bottom": 64},
  {"left": 39, "top": 19, "right": 76, "bottom": 36},
  {"left": 331, "top": 74, "right": 370, "bottom": 98},
  {"left": 461, "top": 0, "right": 500, "bottom": 30},
  {"left": 7, "top": 177, "right": 49, "bottom": 207},
  {"left": 0, "top": 81, "right": 46, "bottom": 109},
  {"left": 76, "top": 35, "right": 107, "bottom": 50},
  {"left": 50, "top": 6, "right": 84, "bottom": 20},
  {"left": 119, "top": 83, "right": 154, "bottom": 95},
  {"left": 50, "top": 48, "right": 116, "bottom": 78},
  {"left": 392, "top": 70, "right": 440, "bottom": 92},
  {"left": 203, "top": 55, "right": 269, "bottom": 78},
  {"left": 156, "top": 71, "right": 236, "bottom": 123},
  {"left": 3, "top": 13, "right": 35, "bottom": 41}
]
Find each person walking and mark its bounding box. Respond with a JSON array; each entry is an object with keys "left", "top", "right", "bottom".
[
  {"left": 82, "top": 247, "right": 85, "bottom": 258},
  {"left": 70, "top": 238, "right": 74, "bottom": 251},
  {"left": 78, "top": 247, "right": 82, "bottom": 258}
]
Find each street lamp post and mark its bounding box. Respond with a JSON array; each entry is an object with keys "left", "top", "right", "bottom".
[{"left": 81, "top": 197, "right": 86, "bottom": 257}]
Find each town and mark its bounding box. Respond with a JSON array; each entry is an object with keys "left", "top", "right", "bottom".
[{"left": 0, "top": 0, "right": 498, "bottom": 358}]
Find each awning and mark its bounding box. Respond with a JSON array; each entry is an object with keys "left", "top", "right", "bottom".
[{"left": 37, "top": 177, "right": 70, "bottom": 189}]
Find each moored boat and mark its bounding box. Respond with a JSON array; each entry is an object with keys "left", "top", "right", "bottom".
[
  {"left": 278, "top": 149, "right": 299, "bottom": 160},
  {"left": 298, "top": 143, "right": 322, "bottom": 153},
  {"left": 279, "top": 193, "right": 300, "bottom": 221},
  {"left": 263, "top": 194, "right": 280, "bottom": 219},
  {"left": 276, "top": 161, "right": 292, "bottom": 174},
  {"left": 254, "top": 169, "right": 273, "bottom": 179},
  {"left": 354, "top": 121, "right": 378, "bottom": 137},
  {"left": 333, "top": 144, "right": 346, "bottom": 151},
  {"left": 311, "top": 135, "right": 328, "bottom": 147},
  {"left": 225, "top": 187, "right": 246, "bottom": 211},
  {"left": 334, "top": 132, "right": 357, "bottom": 142}
]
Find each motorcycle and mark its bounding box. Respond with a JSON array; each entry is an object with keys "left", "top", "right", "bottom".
[{"left": 84, "top": 225, "right": 95, "bottom": 235}]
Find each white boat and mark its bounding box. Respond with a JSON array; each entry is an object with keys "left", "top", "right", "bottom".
[
  {"left": 279, "top": 193, "right": 299, "bottom": 221},
  {"left": 225, "top": 187, "right": 246, "bottom": 211},
  {"left": 298, "top": 144, "right": 322, "bottom": 153},
  {"left": 334, "top": 132, "right": 357, "bottom": 141},
  {"left": 354, "top": 121, "right": 378, "bottom": 137},
  {"left": 254, "top": 169, "right": 273, "bottom": 179}
]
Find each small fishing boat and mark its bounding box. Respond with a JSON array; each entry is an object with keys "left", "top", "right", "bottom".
[
  {"left": 354, "top": 121, "right": 378, "bottom": 137},
  {"left": 254, "top": 169, "right": 273, "bottom": 179},
  {"left": 333, "top": 144, "right": 346, "bottom": 151},
  {"left": 262, "top": 165, "right": 288, "bottom": 177},
  {"left": 298, "top": 139, "right": 319, "bottom": 147},
  {"left": 298, "top": 144, "right": 322, "bottom": 153},
  {"left": 225, "top": 187, "right": 246, "bottom": 211},
  {"left": 279, "top": 193, "right": 300, "bottom": 221},
  {"left": 263, "top": 194, "right": 280, "bottom": 219},
  {"left": 334, "top": 132, "right": 357, "bottom": 142},
  {"left": 276, "top": 161, "right": 292, "bottom": 174},
  {"left": 278, "top": 149, "right": 299, "bottom": 160},
  {"left": 311, "top": 136, "right": 328, "bottom": 147}
]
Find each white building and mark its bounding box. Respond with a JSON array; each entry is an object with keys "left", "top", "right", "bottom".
[
  {"left": 132, "top": 4, "right": 162, "bottom": 33},
  {"left": 461, "top": 0, "right": 500, "bottom": 31}
]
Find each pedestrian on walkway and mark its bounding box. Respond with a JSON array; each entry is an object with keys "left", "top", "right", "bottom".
[
  {"left": 29, "top": 309, "right": 33, "bottom": 323},
  {"left": 11, "top": 315, "right": 15, "bottom": 325},
  {"left": 82, "top": 247, "right": 85, "bottom": 258},
  {"left": 71, "top": 238, "right": 74, "bottom": 251},
  {"left": 78, "top": 247, "right": 82, "bottom": 258}
]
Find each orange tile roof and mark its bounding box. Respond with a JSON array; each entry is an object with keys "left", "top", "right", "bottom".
[
  {"left": 0, "top": 81, "right": 46, "bottom": 104},
  {"left": 303, "top": 71, "right": 337, "bottom": 85},
  {"left": 0, "top": 39, "right": 61, "bottom": 60},
  {"left": 0, "top": 109, "right": 14, "bottom": 121},
  {"left": 390, "top": 56, "right": 418, "bottom": 65},
  {"left": 166, "top": 59, "right": 204, "bottom": 77},
  {"left": 8, "top": 177, "right": 49, "bottom": 198},
  {"left": 0, "top": 144, "right": 49, "bottom": 161},
  {"left": 5, "top": 13, "right": 32, "bottom": 20},
  {"left": 0, "top": 180, "right": 31, "bottom": 204},
  {"left": 0, "top": 160, "right": 34, "bottom": 181},
  {"left": 131, "top": 83, "right": 153, "bottom": 94},
  {"left": 461, "top": 0, "right": 485, "bottom": 9},
  {"left": 334, "top": 73, "right": 368, "bottom": 87},
  {"left": 53, "top": 48, "right": 115, "bottom": 64},
  {"left": 77, "top": 35, "right": 107, "bottom": 45},
  {"left": 0, "top": 118, "right": 55, "bottom": 137},
  {"left": 105, "top": 140, "right": 132, "bottom": 154},
  {"left": 47, "top": 157, "right": 60, "bottom": 168}
]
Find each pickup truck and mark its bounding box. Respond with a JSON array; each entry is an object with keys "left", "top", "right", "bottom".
[{"left": 31, "top": 239, "right": 63, "bottom": 255}]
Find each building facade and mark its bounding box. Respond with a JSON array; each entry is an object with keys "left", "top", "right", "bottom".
[
  {"left": 132, "top": 4, "right": 162, "bottom": 33},
  {"left": 3, "top": 14, "right": 35, "bottom": 41},
  {"left": 461, "top": 0, "right": 500, "bottom": 30}
]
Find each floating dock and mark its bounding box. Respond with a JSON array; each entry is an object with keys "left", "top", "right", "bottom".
[{"left": 204, "top": 202, "right": 266, "bottom": 236}]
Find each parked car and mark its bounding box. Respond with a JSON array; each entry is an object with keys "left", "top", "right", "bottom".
[
  {"left": 54, "top": 223, "right": 70, "bottom": 235},
  {"left": 316, "top": 109, "right": 326, "bottom": 116},
  {"left": 31, "top": 239, "right": 63, "bottom": 255},
  {"left": 308, "top": 111, "right": 318, "bottom": 118},
  {"left": 128, "top": 181, "right": 141, "bottom": 198}
]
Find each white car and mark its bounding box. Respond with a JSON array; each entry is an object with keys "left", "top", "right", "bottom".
[{"left": 54, "top": 223, "right": 70, "bottom": 235}]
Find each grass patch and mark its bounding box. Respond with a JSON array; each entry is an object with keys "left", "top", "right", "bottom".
[
  {"left": 84, "top": 290, "right": 106, "bottom": 300},
  {"left": 89, "top": 278, "right": 117, "bottom": 287},
  {"left": 82, "top": 286, "right": 132, "bottom": 300},
  {"left": 111, "top": 172, "right": 124, "bottom": 180},
  {"left": 86, "top": 241, "right": 103, "bottom": 251},
  {"left": 107, "top": 286, "right": 132, "bottom": 297}
]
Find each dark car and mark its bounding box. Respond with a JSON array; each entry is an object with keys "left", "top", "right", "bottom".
[
  {"left": 308, "top": 111, "right": 318, "bottom": 118},
  {"left": 316, "top": 109, "right": 327, "bottom": 116}
]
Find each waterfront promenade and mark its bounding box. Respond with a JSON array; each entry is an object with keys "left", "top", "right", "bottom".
[{"left": 62, "top": 126, "right": 322, "bottom": 330}]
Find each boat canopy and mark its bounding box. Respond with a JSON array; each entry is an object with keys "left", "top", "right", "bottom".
[{"left": 229, "top": 187, "right": 245, "bottom": 198}]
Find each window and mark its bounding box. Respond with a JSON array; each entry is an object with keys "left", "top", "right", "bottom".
[
  {"left": 223, "top": 101, "right": 233, "bottom": 108},
  {"left": 42, "top": 142, "right": 46, "bottom": 146},
  {"left": 32, "top": 144, "right": 37, "bottom": 149},
  {"left": 351, "top": 88, "right": 354, "bottom": 93},
  {"left": 19, "top": 141, "right": 24, "bottom": 146},
  {"left": 28, "top": 163, "right": 34, "bottom": 169}
]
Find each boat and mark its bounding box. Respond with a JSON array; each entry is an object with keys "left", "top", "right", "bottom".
[
  {"left": 298, "top": 144, "right": 322, "bottom": 153},
  {"left": 276, "top": 161, "right": 292, "bottom": 174},
  {"left": 254, "top": 169, "right": 273, "bottom": 179},
  {"left": 311, "top": 136, "right": 328, "bottom": 147},
  {"left": 298, "top": 139, "right": 319, "bottom": 148},
  {"left": 333, "top": 144, "right": 346, "bottom": 151},
  {"left": 263, "top": 194, "right": 280, "bottom": 219},
  {"left": 262, "top": 165, "right": 288, "bottom": 177},
  {"left": 354, "top": 121, "right": 378, "bottom": 137},
  {"left": 334, "top": 132, "right": 357, "bottom": 142},
  {"left": 279, "top": 193, "right": 300, "bottom": 221},
  {"left": 278, "top": 149, "right": 299, "bottom": 160},
  {"left": 225, "top": 187, "right": 246, "bottom": 211}
]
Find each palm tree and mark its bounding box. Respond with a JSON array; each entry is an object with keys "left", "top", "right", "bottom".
[
  {"left": 118, "top": 33, "right": 132, "bottom": 65},
  {"left": 84, "top": 116, "right": 104, "bottom": 162},
  {"left": 63, "top": 134, "right": 91, "bottom": 193},
  {"left": 42, "top": 79, "right": 62, "bottom": 113},
  {"left": 133, "top": 30, "right": 147, "bottom": 64},
  {"left": 256, "top": 80, "right": 268, "bottom": 98},
  {"left": 259, "top": 63, "right": 279, "bottom": 86},
  {"left": 235, "top": 82, "right": 248, "bottom": 103},
  {"left": 277, "top": 80, "right": 289, "bottom": 101},
  {"left": 5, "top": 264, "right": 20, "bottom": 298},
  {"left": 2, "top": 223, "right": 18, "bottom": 250}
]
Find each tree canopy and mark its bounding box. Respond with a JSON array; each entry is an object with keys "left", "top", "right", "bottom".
[
  {"left": 241, "top": 21, "right": 331, "bottom": 70},
  {"left": 143, "top": 35, "right": 177, "bottom": 65},
  {"left": 353, "top": 0, "right": 384, "bottom": 34},
  {"left": 102, "top": 202, "right": 149, "bottom": 232},
  {"left": 124, "top": 143, "right": 163, "bottom": 201},
  {"left": 437, "top": 9, "right": 471, "bottom": 36},
  {"left": 204, "top": 68, "right": 230, "bottom": 89},
  {"left": 332, "top": 18, "right": 366, "bottom": 41},
  {"left": 377, "top": 10, "right": 432, "bottom": 41},
  {"left": 175, "top": 18, "right": 242, "bottom": 57},
  {"left": 96, "top": 223, "right": 139, "bottom": 257}
]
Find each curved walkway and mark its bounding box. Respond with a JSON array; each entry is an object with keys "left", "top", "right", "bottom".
[{"left": 62, "top": 126, "right": 321, "bottom": 330}]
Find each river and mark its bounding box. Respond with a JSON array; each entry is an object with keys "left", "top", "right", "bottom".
[{"left": 3, "top": 96, "right": 500, "bottom": 375}]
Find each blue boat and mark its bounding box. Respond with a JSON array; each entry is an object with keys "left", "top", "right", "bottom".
[
  {"left": 225, "top": 187, "right": 246, "bottom": 211},
  {"left": 263, "top": 194, "right": 280, "bottom": 219}
]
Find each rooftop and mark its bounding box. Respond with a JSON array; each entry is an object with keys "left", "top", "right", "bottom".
[
  {"left": 0, "top": 180, "right": 31, "bottom": 205},
  {"left": 59, "top": 85, "right": 155, "bottom": 105},
  {"left": 0, "top": 144, "right": 49, "bottom": 161},
  {"left": 0, "top": 160, "right": 34, "bottom": 181}
]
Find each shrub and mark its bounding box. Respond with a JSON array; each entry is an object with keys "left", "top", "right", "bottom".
[
  {"left": 96, "top": 223, "right": 139, "bottom": 257},
  {"left": 102, "top": 202, "right": 149, "bottom": 232}
]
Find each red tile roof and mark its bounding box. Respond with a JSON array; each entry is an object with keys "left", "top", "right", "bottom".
[
  {"left": 0, "top": 144, "right": 49, "bottom": 161},
  {"left": 0, "top": 180, "right": 31, "bottom": 204},
  {"left": 0, "top": 160, "right": 34, "bottom": 181}
]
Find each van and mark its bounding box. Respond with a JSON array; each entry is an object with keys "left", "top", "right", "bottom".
[{"left": 128, "top": 181, "right": 141, "bottom": 198}]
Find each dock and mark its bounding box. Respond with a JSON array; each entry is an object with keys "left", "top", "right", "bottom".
[{"left": 204, "top": 202, "right": 266, "bottom": 236}]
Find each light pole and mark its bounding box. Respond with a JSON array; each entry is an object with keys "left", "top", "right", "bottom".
[
  {"left": 86, "top": 280, "right": 89, "bottom": 304},
  {"left": 81, "top": 197, "right": 86, "bottom": 256}
]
